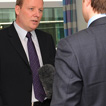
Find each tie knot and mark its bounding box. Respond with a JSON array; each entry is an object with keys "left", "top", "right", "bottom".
[{"left": 26, "top": 32, "right": 32, "bottom": 39}]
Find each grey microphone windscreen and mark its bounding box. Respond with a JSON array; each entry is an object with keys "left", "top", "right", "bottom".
[{"left": 38, "top": 64, "right": 55, "bottom": 99}]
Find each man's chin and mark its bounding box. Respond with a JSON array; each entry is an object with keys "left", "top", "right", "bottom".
[{"left": 30, "top": 26, "right": 38, "bottom": 31}]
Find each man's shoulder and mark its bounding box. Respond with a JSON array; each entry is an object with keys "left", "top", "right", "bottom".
[
  {"left": 35, "top": 29, "right": 51, "bottom": 36},
  {"left": 0, "top": 24, "right": 14, "bottom": 33},
  {"left": 35, "top": 29, "right": 53, "bottom": 40},
  {"left": 58, "top": 28, "right": 92, "bottom": 48},
  {"left": 63, "top": 28, "right": 88, "bottom": 41}
]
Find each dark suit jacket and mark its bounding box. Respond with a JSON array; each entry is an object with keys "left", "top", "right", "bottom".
[
  {"left": 51, "top": 17, "right": 106, "bottom": 106},
  {"left": 0, "top": 24, "right": 56, "bottom": 106}
]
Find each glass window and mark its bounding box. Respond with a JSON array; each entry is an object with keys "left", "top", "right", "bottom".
[
  {"left": 0, "top": 7, "right": 64, "bottom": 46},
  {"left": 0, "top": 8, "right": 15, "bottom": 22}
]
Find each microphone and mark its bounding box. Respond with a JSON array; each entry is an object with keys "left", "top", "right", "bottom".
[{"left": 38, "top": 64, "right": 55, "bottom": 99}]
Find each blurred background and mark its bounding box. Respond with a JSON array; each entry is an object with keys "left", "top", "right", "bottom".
[{"left": 0, "top": 0, "right": 87, "bottom": 46}]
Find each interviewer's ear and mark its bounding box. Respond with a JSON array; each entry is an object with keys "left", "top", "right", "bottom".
[{"left": 86, "top": 0, "right": 91, "bottom": 7}]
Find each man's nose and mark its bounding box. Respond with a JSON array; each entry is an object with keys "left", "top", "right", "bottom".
[{"left": 33, "top": 9, "right": 40, "bottom": 17}]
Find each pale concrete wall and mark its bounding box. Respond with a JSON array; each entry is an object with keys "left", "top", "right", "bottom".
[{"left": 76, "top": 0, "right": 87, "bottom": 31}]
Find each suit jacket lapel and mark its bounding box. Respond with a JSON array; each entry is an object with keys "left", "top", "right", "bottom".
[
  {"left": 8, "top": 24, "right": 29, "bottom": 66},
  {"left": 35, "top": 29, "right": 46, "bottom": 64}
]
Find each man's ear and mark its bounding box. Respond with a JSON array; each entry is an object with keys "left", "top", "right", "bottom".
[
  {"left": 86, "top": 0, "right": 91, "bottom": 7},
  {"left": 15, "top": 5, "right": 21, "bottom": 16}
]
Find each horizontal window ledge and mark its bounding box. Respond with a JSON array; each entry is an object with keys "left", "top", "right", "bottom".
[{"left": 0, "top": 20, "right": 64, "bottom": 25}]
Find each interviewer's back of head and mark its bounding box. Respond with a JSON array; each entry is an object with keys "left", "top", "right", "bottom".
[
  {"left": 91, "top": 0, "right": 106, "bottom": 13},
  {"left": 82, "top": 0, "right": 106, "bottom": 23}
]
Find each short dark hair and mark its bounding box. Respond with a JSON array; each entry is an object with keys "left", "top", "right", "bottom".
[
  {"left": 16, "top": 0, "right": 24, "bottom": 7},
  {"left": 91, "top": 0, "right": 106, "bottom": 13}
]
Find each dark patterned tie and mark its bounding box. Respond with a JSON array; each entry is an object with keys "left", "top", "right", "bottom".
[{"left": 26, "top": 32, "right": 46, "bottom": 102}]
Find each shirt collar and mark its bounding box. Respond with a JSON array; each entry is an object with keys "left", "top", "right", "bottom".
[
  {"left": 87, "top": 14, "right": 106, "bottom": 27},
  {"left": 14, "top": 21, "right": 36, "bottom": 40}
]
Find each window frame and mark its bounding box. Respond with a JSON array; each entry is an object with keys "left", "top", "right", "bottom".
[{"left": 0, "top": 0, "right": 63, "bottom": 8}]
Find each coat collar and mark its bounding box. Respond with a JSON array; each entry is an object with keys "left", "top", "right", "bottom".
[
  {"left": 35, "top": 29, "right": 46, "bottom": 64},
  {"left": 8, "top": 24, "right": 29, "bottom": 66},
  {"left": 89, "top": 17, "right": 106, "bottom": 27}
]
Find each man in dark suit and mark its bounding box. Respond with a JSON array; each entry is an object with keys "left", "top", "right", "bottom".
[
  {"left": 50, "top": 0, "right": 106, "bottom": 106},
  {"left": 0, "top": 0, "right": 56, "bottom": 106}
]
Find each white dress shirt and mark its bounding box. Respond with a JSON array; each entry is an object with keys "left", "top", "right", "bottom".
[{"left": 14, "top": 21, "right": 43, "bottom": 103}]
